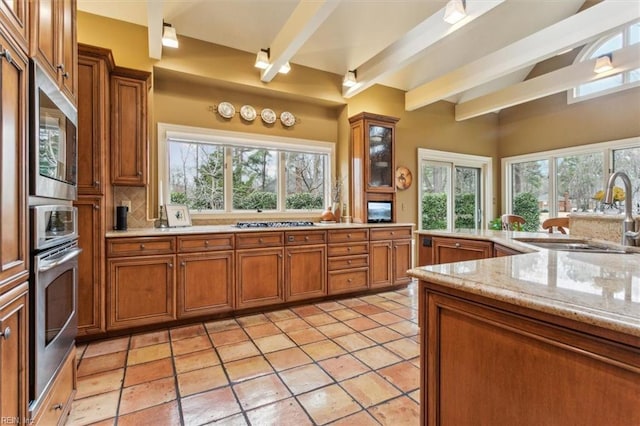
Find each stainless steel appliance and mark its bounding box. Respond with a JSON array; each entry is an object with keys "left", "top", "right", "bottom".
[
  {"left": 30, "top": 62, "right": 78, "bottom": 201},
  {"left": 29, "top": 205, "right": 80, "bottom": 410}
]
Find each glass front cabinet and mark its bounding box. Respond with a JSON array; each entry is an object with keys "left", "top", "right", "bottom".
[{"left": 349, "top": 112, "right": 399, "bottom": 223}]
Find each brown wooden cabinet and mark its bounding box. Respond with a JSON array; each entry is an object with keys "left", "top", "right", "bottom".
[
  {"left": 0, "top": 30, "right": 29, "bottom": 293},
  {"left": 285, "top": 230, "right": 327, "bottom": 301},
  {"left": 494, "top": 243, "right": 522, "bottom": 257},
  {"left": 432, "top": 236, "right": 493, "bottom": 264},
  {"left": 110, "top": 67, "right": 150, "bottom": 186},
  {"left": 30, "top": 0, "right": 77, "bottom": 103},
  {"left": 0, "top": 283, "right": 28, "bottom": 425},
  {"left": 236, "top": 232, "right": 284, "bottom": 309},
  {"left": 420, "top": 286, "right": 640, "bottom": 426},
  {"left": 30, "top": 346, "right": 75, "bottom": 426},
  {"left": 0, "top": 0, "right": 29, "bottom": 51},
  {"left": 392, "top": 238, "right": 412, "bottom": 284},
  {"left": 349, "top": 112, "right": 399, "bottom": 223},
  {"left": 370, "top": 227, "right": 412, "bottom": 288},
  {"left": 370, "top": 240, "right": 392, "bottom": 288},
  {"left": 327, "top": 228, "right": 369, "bottom": 294},
  {"left": 177, "top": 234, "right": 234, "bottom": 318}
]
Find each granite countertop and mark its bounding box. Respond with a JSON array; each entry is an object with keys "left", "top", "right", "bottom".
[
  {"left": 106, "top": 222, "right": 415, "bottom": 238},
  {"left": 409, "top": 230, "right": 640, "bottom": 338}
]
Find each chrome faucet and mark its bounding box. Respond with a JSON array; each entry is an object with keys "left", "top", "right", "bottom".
[{"left": 604, "top": 171, "right": 639, "bottom": 246}]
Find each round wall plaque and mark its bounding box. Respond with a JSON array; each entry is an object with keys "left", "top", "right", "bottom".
[{"left": 395, "top": 166, "right": 412, "bottom": 190}]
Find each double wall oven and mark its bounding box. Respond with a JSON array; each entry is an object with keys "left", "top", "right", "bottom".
[{"left": 28, "top": 62, "right": 80, "bottom": 410}]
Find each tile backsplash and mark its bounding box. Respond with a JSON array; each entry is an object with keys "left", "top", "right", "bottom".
[{"left": 114, "top": 186, "right": 153, "bottom": 228}]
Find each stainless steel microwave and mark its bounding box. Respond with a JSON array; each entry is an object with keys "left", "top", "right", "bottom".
[{"left": 30, "top": 62, "right": 78, "bottom": 201}]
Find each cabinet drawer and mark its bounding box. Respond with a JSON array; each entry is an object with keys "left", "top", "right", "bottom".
[
  {"left": 328, "top": 268, "right": 369, "bottom": 294},
  {"left": 34, "top": 347, "right": 75, "bottom": 426},
  {"left": 178, "top": 234, "right": 234, "bottom": 252},
  {"left": 107, "top": 237, "right": 176, "bottom": 257},
  {"left": 370, "top": 227, "right": 412, "bottom": 241},
  {"left": 327, "top": 242, "right": 369, "bottom": 257},
  {"left": 328, "top": 254, "right": 369, "bottom": 271},
  {"left": 285, "top": 230, "right": 327, "bottom": 245},
  {"left": 235, "top": 232, "right": 284, "bottom": 249},
  {"left": 328, "top": 228, "right": 369, "bottom": 243}
]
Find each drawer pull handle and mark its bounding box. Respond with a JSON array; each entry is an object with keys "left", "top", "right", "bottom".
[
  {"left": 53, "top": 403, "right": 63, "bottom": 411},
  {"left": 304, "top": 236, "right": 309, "bottom": 241},
  {"left": 455, "top": 243, "right": 461, "bottom": 248},
  {"left": 347, "top": 234, "right": 352, "bottom": 239},
  {"left": 347, "top": 260, "right": 352, "bottom": 264},
  {"left": 204, "top": 240, "right": 209, "bottom": 246},
  {"left": 0, "top": 327, "right": 10, "bottom": 340},
  {"left": 56, "top": 64, "right": 65, "bottom": 72},
  {"left": 140, "top": 244, "right": 145, "bottom": 249},
  {"left": 391, "top": 231, "right": 395, "bottom": 235},
  {"left": 347, "top": 278, "right": 353, "bottom": 283},
  {"left": 259, "top": 238, "right": 264, "bottom": 243},
  {"left": 62, "top": 71, "right": 70, "bottom": 79},
  {"left": 0, "top": 49, "right": 13, "bottom": 64},
  {"left": 347, "top": 247, "right": 352, "bottom": 252}
]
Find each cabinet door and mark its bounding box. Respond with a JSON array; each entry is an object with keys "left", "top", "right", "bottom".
[
  {"left": 74, "top": 197, "right": 104, "bottom": 335},
  {"left": 494, "top": 244, "right": 522, "bottom": 257},
  {"left": 370, "top": 240, "right": 392, "bottom": 288},
  {"left": 77, "top": 49, "right": 109, "bottom": 195},
  {"left": 0, "top": 284, "right": 28, "bottom": 424},
  {"left": 0, "top": 34, "right": 28, "bottom": 290},
  {"left": 30, "top": 0, "right": 57, "bottom": 79},
  {"left": 236, "top": 248, "right": 284, "bottom": 309},
  {"left": 57, "top": 0, "right": 76, "bottom": 103},
  {"left": 285, "top": 245, "right": 326, "bottom": 302},
  {"left": 0, "top": 0, "right": 29, "bottom": 50},
  {"left": 107, "top": 255, "right": 176, "bottom": 330},
  {"left": 392, "top": 239, "right": 412, "bottom": 285},
  {"left": 177, "top": 251, "right": 234, "bottom": 318},
  {"left": 366, "top": 122, "right": 395, "bottom": 192},
  {"left": 111, "top": 71, "right": 149, "bottom": 186},
  {"left": 432, "top": 237, "right": 492, "bottom": 264}
]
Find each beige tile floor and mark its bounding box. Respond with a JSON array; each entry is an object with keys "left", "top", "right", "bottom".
[{"left": 66, "top": 281, "right": 420, "bottom": 426}]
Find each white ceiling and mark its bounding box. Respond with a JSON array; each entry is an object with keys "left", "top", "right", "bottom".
[{"left": 78, "top": 0, "right": 640, "bottom": 118}]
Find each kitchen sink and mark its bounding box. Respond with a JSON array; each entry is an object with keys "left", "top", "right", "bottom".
[{"left": 514, "top": 239, "right": 633, "bottom": 254}]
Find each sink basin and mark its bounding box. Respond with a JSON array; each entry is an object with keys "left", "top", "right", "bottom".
[{"left": 515, "top": 239, "right": 632, "bottom": 254}]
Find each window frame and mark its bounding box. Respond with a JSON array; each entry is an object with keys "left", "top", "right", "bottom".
[
  {"left": 502, "top": 136, "right": 640, "bottom": 218},
  {"left": 158, "top": 123, "right": 335, "bottom": 219}
]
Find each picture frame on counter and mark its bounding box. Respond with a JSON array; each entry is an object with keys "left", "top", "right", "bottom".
[{"left": 165, "top": 204, "right": 192, "bottom": 227}]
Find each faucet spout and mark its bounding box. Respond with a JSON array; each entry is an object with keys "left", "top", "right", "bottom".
[{"left": 604, "top": 171, "right": 636, "bottom": 246}]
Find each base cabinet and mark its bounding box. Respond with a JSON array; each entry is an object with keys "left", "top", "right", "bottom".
[
  {"left": 370, "top": 241, "right": 392, "bottom": 288},
  {"left": 370, "top": 227, "right": 413, "bottom": 288},
  {"left": 31, "top": 347, "right": 75, "bottom": 426},
  {"left": 236, "top": 248, "right": 284, "bottom": 309},
  {"left": 432, "top": 237, "right": 493, "bottom": 264},
  {"left": 0, "top": 284, "right": 28, "bottom": 424},
  {"left": 392, "top": 238, "right": 412, "bottom": 284},
  {"left": 327, "top": 228, "right": 369, "bottom": 295},
  {"left": 107, "top": 255, "right": 176, "bottom": 330},
  {"left": 285, "top": 245, "right": 327, "bottom": 301}
]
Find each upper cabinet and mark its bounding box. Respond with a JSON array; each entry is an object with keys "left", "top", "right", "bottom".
[
  {"left": 0, "top": 0, "right": 29, "bottom": 51},
  {"left": 29, "top": 0, "right": 77, "bottom": 104},
  {"left": 110, "top": 67, "right": 150, "bottom": 186}
]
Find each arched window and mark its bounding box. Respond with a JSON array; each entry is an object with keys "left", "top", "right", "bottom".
[{"left": 569, "top": 21, "right": 640, "bottom": 103}]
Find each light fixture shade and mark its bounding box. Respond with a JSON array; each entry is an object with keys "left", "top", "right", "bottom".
[
  {"left": 255, "top": 49, "right": 270, "bottom": 69},
  {"left": 162, "top": 24, "right": 179, "bottom": 48},
  {"left": 443, "top": 0, "right": 466, "bottom": 24},
  {"left": 594, "top": 54, "right": 613, "bottom": 73},
  {"left": 343, "top": 70, "right": 357, "bottom": 87},
  {"left": 278, "top": 61, "right": 291, "bottom": 74}
]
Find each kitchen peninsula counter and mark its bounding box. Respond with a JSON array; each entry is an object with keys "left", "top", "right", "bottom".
[{"left": 409, "top": 230, "right": 639, "bottom": 426}]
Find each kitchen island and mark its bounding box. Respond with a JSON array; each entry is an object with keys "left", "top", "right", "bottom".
[{"left": 408, "top": 230, "right": 639, "bottom": 426}]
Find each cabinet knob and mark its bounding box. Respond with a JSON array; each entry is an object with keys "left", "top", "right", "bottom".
[
  {"left": 0, "top": 49, "right": 13, "bottom": 64},
  {"left": 137, "top": 171, "right": 142, "bottom": 176},
  {"left": 0, "top": 327, "right": 10, "bottom": 340},
  {"left": 347, "top": 278, "right": 353, "bottom": 283},
  {"left": 204, "top": 240, "right": 209, "bottom": 246},
  {"left": 62, "top": 72, "right": 69, "bottom": 79},
  {"left": 347, "top": 260, "right": 352, "bottom": 264},
  {"left": 347, "top": 247, "right": 352, "bottom": 252},
  {"left": 304, "top": 236, "right": 309, "bottom": 241},
  {"left": 140, "top": 244, "right": 145, "bottom": 249},
  {"left": 455, "top": 243, "right": 461, "bottom": 248},
  {"left": 56, "top": 64, "right": 65, "bottom": 72},
  {"left": 259, "top": 238, "right": 264, "bottom": 243},
  {"left": 94, "top": 180, "right": 100, "bottom": 186},
  {"left": 347, "top": 234, "right": 352, "bottom": 239},
  {"left": 52, "top": 403, "right": 63, "bottom": 411},
  {"left": 94, "top": 204, "right": 100, "bottom": 210},
  {"left": 181, "top": 261, "right": 186, "bottom": 267},
  {"left": 391, "top": 231, "right": 395, "bottom": 235},
  {"left": 168, "top": 263, "right": 173, "bottom": 268}
]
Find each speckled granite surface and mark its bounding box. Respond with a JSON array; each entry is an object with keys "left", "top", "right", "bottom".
[
  {"left": 570, "top": 213, "right": 640, "bottom": 245},
  {"left": 410, "top": 230, "right": 640, "bottom": 338}
]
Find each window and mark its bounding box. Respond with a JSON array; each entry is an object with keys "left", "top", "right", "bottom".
[
  {"left": 418, "top": 149, "right": 492, "bottom": 231},
  {"left": 159, "top": 124, "right": 334, "bottom": 216},
  {"left": 570, "top": 21, "right": 640, "bottom": 103},
  {"left": 503, "top": 138, "right": 640, "bottom": 230}
]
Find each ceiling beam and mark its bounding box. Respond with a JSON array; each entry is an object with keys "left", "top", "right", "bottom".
[
  {"left": 342, "top": 0, "right": 505, "bottom": 98},
  {"left": 261, "top": 0, "right": 340, "bottom": 83},
  {"left": 455, "top": 45, "right": 640, "bottom": 121},
  {"left": 147, "top": 0, "right": 163, "bottom": 60},
  {"left": 405, "top": 0, "right": 640, "bottom": 111}
]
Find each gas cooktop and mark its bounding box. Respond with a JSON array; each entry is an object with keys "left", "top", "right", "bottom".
[{"left": 235, "top": 221, "right": 315, "bottom": 228}]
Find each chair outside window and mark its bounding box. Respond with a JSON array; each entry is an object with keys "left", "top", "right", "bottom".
[
  {"left": 501, "top": 214, "right": 526, "bottom": 231},
  {"left": 542, "top": 217, "right": 569, "bottom": 234}
]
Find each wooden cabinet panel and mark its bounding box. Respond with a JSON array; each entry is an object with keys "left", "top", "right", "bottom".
[
  {"left": 236, "top": 232, "right": 284, "bottom": 249},
  {"left": 58, "top": 0, "right": 76, "bottom": 103},
  {"left": 31, "top": 346, "right": 75, "bottom": 426},
  {"left": 327, "top": 228, "right": 369, "bottom": 243},
  {"left": 494, "top": 244, "right": 522, "bottom": 257},
  {"left": 370, "top": 227, "right": 412, "bottom": 240},
  {"left": 178, "top": 234, "right": 234, "bottom": 253},
  {"left": 177, "top": 251, "right": 234, "bottom": 318},
  {"left": 422, "top": 290, "right": 640, "bottom": 426},
  {"left": 285, "top": 245, "right": 326, "bottom": 302},
  {"left": 0, "top": 32, "right": 28, "bottom": 291},
  {"left": 432, "top": 237, "right": 492, "bottom": 264},
  {"left": 107, "top": 255, "right": 176, "bottom": 330},
  {"left": 285, "top": 230, "right": 326, "bottom": 245},
  {"left": 327, "top": 242, "right": 368, "bottom": 257},
  {"left": 328, "top": 269, "right": 368, "bottom": 294},
  {"left": 0, "top": 283, "right": 28, "bottom": 424},
  {"left": 370, "top": 241, "right": 392, "bottom": 288},
  {"left": 110, "top": 68, "right": 150, "bottom": 186},
  {"left": 74, "top": 197, "right": 104, "bottom": 336},
  {"left": 328, "top": 254, "right": 368, "bottom": 271},
  {"left": 236, "top": 248, "right": 284, "bottom": 309},
  {"left": 0, "top": 0, "right": 29, "bottom": 50},
  {"left": 107, "top": 237, "right": 175, "bottom": 257},
  {"left": 392, "top": 239, "right": 412, "bottom": 285}
]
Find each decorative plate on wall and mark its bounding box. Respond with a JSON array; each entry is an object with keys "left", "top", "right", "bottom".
[
  {"left": 240, "top": 105, "right": 257, "bottom": 121},
  {"left": 261, "top": 108, "right": 277, "bottom": 124},
  {"left": 395, "top": 166, "right": 412, "bottom": 190},
  {"left": 280, "top": 111, "right": 296, "bottom": 127},
  {"left": 217, "top": 102, "right": 235, "bottom": 119}
]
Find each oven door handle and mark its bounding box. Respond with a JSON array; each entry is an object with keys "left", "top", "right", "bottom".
[{"left": 38, "top": 248, "right": 83, "bottom": 272}]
